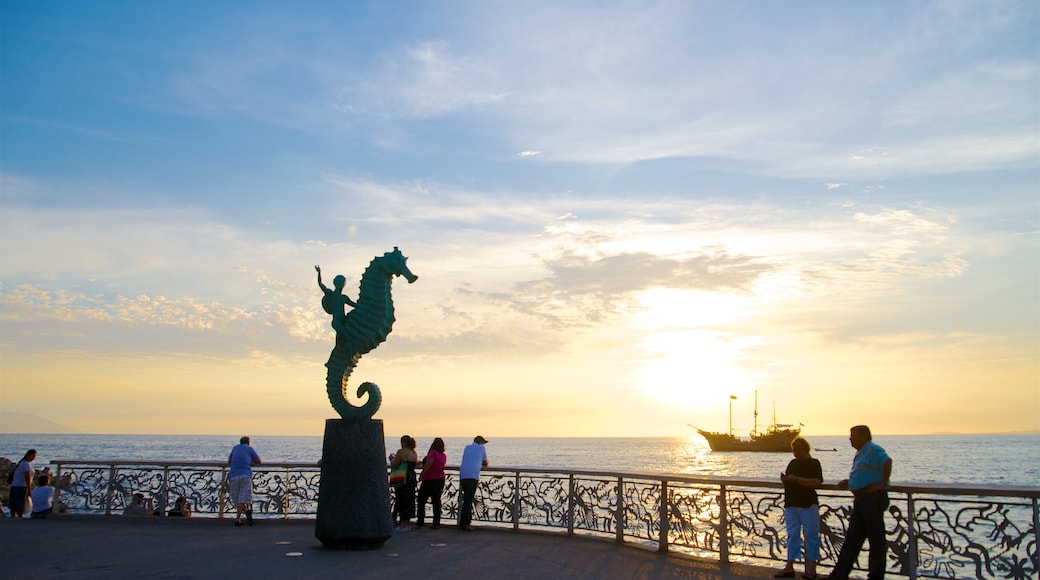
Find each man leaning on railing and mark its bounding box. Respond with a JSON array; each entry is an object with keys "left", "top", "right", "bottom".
[{"left": 827, "top": 425, "right": 893, "bottom": 580}]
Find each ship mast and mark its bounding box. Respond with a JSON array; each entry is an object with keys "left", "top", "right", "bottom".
[
  {"left": 753, "top": 390, "right": 759, "bottom": 437},
  {"left": 728, "top": 395, "right": 734, "bottom": 436}
]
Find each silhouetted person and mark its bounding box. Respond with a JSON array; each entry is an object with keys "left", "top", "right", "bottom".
[
  {"left": 828, "top": 425, "right": 893, "bottom": 580},
  {"left": 777, "top": 437, "right": 823, "bottom": 578},
  {"left": 122, "top": 493, "right": 156, "bottom": 517},
  {"left": 8, "top": 449, "right": 37, "bottom": 518},
  {"left": 416, "top": 437, "right": 447, "bottom": 529},
  {"left": 167, "top": 496, "right": 192, "bottom": 517},
  {"left": 228, "top": 436, "right": 261, "bottom": 526},
  {"left": 30, "top": 474, "right": 55, "bottom": 519},
  {"left": 389, "top": 435, "right": 418, "bottom": 531},
  {"left": 457, "top": 436, "right": 488, "bottom": 531}
]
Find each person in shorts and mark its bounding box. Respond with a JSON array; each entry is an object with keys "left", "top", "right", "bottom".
[{"left": 227, "top": 436, "right": 261, "bottom": 526}]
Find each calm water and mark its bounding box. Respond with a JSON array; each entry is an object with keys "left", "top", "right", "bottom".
[{"left": 1, "top": 433, "right": 1037, "bottom": 487}]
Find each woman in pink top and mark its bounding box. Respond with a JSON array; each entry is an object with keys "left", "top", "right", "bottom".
[{"left": 415, "top": 437, "right": 447, "bottom": 529}]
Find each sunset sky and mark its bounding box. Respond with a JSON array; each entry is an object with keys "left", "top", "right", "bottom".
[{"left": 1, "top": 1, "right": 1037, "bottom": 438}]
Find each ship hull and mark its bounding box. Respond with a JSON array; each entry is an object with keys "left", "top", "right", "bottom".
[{"left": 697, "top": 429, "right": 800, "bottom": 452}]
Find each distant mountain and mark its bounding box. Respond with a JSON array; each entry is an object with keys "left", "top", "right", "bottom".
[{"left": 0, "top": 412, "right": 83, "bottom": 434}]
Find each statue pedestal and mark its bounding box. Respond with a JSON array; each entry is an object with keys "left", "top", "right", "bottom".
[{"left": 315, "top": 419, "right": 392, "bottom": 549}]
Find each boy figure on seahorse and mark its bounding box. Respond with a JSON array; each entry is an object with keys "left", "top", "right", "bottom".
[
  {"left": 315, "top": 248, "right": 417, "bottom": 420},
  {"left": 315, "top": 265, "right": 356, "bottom": 335}
]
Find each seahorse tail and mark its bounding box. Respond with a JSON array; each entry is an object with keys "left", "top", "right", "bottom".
[
  {"left": 325, "top": 345, "right": 381, "bottom": 420},
  {"left": 353, "top": 381, "right": 382, "bottom": 418}
]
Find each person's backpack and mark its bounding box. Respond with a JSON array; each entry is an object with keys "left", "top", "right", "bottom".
[{"left": 5, "top": 462, "right": 18, "bottom": 484}]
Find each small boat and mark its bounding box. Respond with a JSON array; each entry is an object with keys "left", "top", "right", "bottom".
[{"left": 689, "top": 391, "right": 800, "bottom": 452}]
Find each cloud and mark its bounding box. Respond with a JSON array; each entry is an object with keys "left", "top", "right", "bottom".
[
  {"left": 496, "top": 248, "right": 771, "bottom": 329},
  {"left": 0, "top": 162, "right": 1015, "bottom": 379},
  {"left": 91, "top": 1, "right": 1034, "bottom": 182}
]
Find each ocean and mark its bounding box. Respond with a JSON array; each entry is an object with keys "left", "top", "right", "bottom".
[{"left": 1, "top": 433, "right": 1037, "bottom": 487}]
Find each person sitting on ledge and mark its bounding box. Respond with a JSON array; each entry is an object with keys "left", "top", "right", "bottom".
[
  {"left": 122, "top": 493, "right": 156, "bottom": 517},
  {"left": 30, "top": 474, "right": 55, "bottom": 519},
  {"left": 167, "top": 496, "right": 192, "bottom": 518}
]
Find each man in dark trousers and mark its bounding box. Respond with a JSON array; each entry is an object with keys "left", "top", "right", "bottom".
[
  {"left": 827, "top": 425, "right": 893, "bottom": 580},
  {"left": 457, "top": 435, "right": 488, "bottom": 531}
]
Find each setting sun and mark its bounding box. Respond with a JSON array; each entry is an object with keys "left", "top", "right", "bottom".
[
  {"left": 632, "top": 288, "right": 762, "bottom": 408},
  {"left": 635, "top": 328, "right": 760, "bottom": 408}
]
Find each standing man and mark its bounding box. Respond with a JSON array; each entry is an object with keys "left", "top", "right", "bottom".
[
  {"left": 228, "top": 436, "right": 262, "bottom": 527},
  {"left": 457, "top": 435, "right": 489, "bottom": 532},
  {"left": 828, "top": 425, "right": 893, "bottom": 580}
]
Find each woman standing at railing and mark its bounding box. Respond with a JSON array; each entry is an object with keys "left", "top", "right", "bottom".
[
  {"left": 777, "top": 437, "right": 823, "bottom": 579},
  {"left": 8, "top": 449, "right": 37, "bottom": 518},
  {"left": 390, "top": 435, "right": 418, "bottom": 532},
  {"left": 416, "top": 437, "right": 447, "bottom": 529}
]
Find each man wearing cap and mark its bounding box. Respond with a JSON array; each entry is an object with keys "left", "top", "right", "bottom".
[
  {"left": 457, "top": 435, "right": 489, "bottom": 531},
  {"left": 827, "top": 425, "right": 892, "bottom": 580}
]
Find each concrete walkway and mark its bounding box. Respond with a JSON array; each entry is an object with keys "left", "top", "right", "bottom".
[{"left": 1, "top": 516, "right": 790, "bottom": 579}]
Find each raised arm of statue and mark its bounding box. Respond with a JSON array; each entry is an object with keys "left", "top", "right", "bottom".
[{"left": 315, "top": 265, "right": 329, "bottom": 293}]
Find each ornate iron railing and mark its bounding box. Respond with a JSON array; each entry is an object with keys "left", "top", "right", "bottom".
[{"left": 49, "top": 460, "right": 1038, "bottom": 580}]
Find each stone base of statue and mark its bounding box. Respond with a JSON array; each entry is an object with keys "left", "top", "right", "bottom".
[{"left": 315, "top": 418, "right": 392, "bottom": 549}]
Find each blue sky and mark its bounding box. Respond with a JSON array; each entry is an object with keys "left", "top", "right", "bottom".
[{"left": 1, "top": 1, "right": 1037, "bottom": 437}]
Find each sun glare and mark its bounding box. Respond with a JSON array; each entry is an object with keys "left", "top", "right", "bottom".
[
  {"left": 629, "top": 288, "right": 762, "bottom": 408},
  {"left": 635, "top": 329, "right": 759, "bottom": 408}
]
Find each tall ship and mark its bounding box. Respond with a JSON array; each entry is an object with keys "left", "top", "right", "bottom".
[{"left": 689, "top": 391, "right": 800, "bottom": 452}]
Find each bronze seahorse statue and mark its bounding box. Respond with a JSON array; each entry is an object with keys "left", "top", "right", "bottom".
[{"left": 319, "top": 247, "right": 417, "bottom": 419}]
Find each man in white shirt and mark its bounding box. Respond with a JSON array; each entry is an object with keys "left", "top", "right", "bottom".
[
  {"left": 30, "top": 474, "right": 55, "bottom": 518},
  {"left": 457, "top": 435, "right": 488, "bottom": 531}
]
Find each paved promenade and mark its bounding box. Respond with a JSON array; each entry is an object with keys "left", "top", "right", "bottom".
[{"left": 1, "top": 516, "right": 788, "bottom": 579}]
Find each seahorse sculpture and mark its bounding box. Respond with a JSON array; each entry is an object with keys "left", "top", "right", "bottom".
[{"left": 321, "top": 247, "right": 417, "bottom": 420}]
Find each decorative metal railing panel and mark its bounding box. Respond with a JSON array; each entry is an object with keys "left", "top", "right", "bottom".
[
  {"left": 50, "top": 460, "right": 1038, "bottom": 580},
  {"left": 667, "top": 483, "right": 723, "bottom": 555}
]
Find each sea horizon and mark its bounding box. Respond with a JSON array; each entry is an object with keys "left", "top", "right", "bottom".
[
  {"left": 3, "top": 432, "right": 1038, "bottom": 487},
  {"left": 3, "top": 430, "right": 1039, "bottom": 437}
]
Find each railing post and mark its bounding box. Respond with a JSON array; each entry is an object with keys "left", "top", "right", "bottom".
[
  {"left": 616, "top": 477, "right": 625, "bottom": 543},
  {"left": 718, "top": 484, "right": 730, "bottom": 564},
  {"left": 219, "top": 466, "right": 227, "bottom": 519},
  {"left": 512, "top": 471, "right": 521, "bottom": 530},
  {"left": 1033, "top": 497, "right": 1039, "bottom": 575},
  {"left": 283, "top": 467, "right": 291, "bottom": 519},
  {"left": 658, "top": 479, "right": 670, "bottom": 553},
  {"left": 906, "top": 492, "right": 918, "bottom": 580},
  {"left": 567, "top": 473, "right": 575, "bottom": 536},
  {"left": 159, "top": 465, "right": 170, "bottom": 516},
  {"left": 104, "top": 464, "right": 116, "bottom": 516},
  {"left": 53, "top": 462, "right": 64, "bottom": 512}
]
